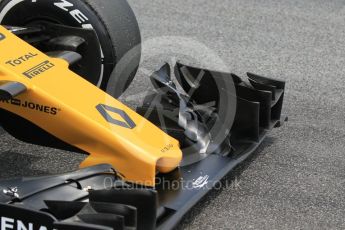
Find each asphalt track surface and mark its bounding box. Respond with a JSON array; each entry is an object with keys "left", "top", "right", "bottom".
[{"left": 1, "top": 0, "right": 345, "bottom": 229}]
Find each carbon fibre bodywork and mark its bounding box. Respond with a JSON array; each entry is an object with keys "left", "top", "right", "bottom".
[{"left": 0, "top": 61, "right": 286, "bottom": 229}]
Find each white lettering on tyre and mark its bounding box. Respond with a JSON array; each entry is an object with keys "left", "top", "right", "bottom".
[
  {"left": 53, "top": 0, "right": 73, "bottom": 11},
  {"left": 54, "top": 0, "right": 89, "bottom": 24}
]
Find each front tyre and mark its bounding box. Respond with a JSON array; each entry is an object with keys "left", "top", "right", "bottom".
[{"left": 0, "top": 0, "right": 141, "bottom": 97}]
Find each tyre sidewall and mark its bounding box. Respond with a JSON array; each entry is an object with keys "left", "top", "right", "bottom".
[{"left": 0, "top": 0, "right": 115, "bottom": 87}]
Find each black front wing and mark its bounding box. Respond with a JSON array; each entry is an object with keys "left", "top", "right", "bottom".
[{"left": 0, "top": 63, "right": 287, "bottom": 230}]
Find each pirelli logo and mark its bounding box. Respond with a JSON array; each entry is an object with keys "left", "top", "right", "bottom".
[
  {"left": 0, "top": 33, "right": 5, "bottom": 41},
  {"left": 23, "top": 60, "right": 55, "bottom": 79}
]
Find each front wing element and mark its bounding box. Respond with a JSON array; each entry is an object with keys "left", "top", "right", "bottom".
[{"left": 0, "top": 59, "right": 286, "bottom": 229}]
